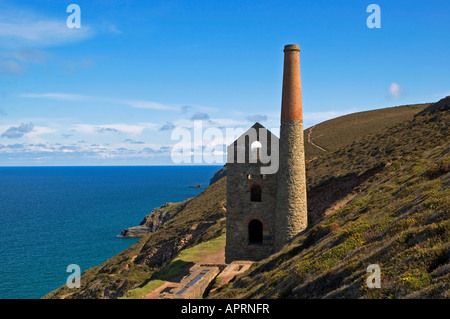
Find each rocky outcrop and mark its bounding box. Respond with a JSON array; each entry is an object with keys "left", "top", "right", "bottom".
[
  {"left": 416, "top": 95, "right": 450, "bottom": 116},
  {"left": 120, "top": 201, "right": 188, "bottom": 237},
  {"left": 119, "top": 225, "right": 153, "bottom": 238},
  {"left": 209, "top": 165, "right": 227, "bottom": 185}
]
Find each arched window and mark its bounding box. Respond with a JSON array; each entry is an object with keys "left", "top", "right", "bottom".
[
  {"left": 251, "top": 140, "right": 262, "bottom": 151},
  {"left": 250, "top": 140, "right": 262, "bottom": 162},
  {"left": 250, "top": 184, "right": 262, "bottom": 202},
  {"left": 248, "top": 219, "right": 263, "bottom": 244}
]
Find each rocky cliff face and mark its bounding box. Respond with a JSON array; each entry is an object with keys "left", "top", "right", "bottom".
[
  {"left": 209, "top": 164, "right": 227, "bottom": 185},
  {"left": 120, "top": 201, "right": 188, "bottom": 237}
]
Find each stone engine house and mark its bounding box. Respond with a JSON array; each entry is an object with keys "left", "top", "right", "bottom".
[{"left": 225, "top": 44, "right": 308, "bottom": 263}]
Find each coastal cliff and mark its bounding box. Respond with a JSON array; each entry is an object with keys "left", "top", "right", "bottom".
[
  {"left": 44, "top": 99, "right": 449, "bottom": 299},
  {"left": 120, "top": 201, "right": 189, "bottom": 238},
  {"left": 209, "top": 164, "right": 227, "bottom": 186}
]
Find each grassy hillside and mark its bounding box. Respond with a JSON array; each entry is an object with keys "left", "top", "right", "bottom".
[
  {"left": 210, "top": 98, "right": 449, "bottom": 299},
  {"left": 304, "top": 103, "right": 430, "bottom": 161},
  {"left": 44, "top": 98, "right": 448, "bottom": 299}
]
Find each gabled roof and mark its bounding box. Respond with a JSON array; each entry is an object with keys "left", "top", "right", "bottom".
[
  {"left": 227, "top": 122, "right": 279, "bottom": 150},
  {"left": 226, "top": 122, "right": 279, "bottom": 164}
]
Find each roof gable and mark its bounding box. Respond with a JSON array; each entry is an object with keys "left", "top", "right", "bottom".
[{"left": 227, "top": 122, "right": 279, "bottom": 164}]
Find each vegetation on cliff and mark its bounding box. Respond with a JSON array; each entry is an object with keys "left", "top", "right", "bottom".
[
  {"left": 120, "top": 201, "right": 190, "bottom": 237},
  {"left": 210, "top": 97, "right": 449, "bottom": 299},
  {"left": 44, "top": 97, "right": 449, "bottom": 299}
]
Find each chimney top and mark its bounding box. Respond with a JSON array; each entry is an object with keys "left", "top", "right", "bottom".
[
  {"left": 281, "top": 44, "right": 302, "bottom": 121},
  {"left": 284, "top": 44, "right": 300, "bottom": 52}
]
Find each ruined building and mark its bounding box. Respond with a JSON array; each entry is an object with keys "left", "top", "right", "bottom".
[{"left": 225, "top": 44, "right": 308, "bottom": 263}]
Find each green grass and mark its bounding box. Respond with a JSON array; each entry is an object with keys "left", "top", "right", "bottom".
[
  {"left": 175, "top": 233, "right": 225, "bottom": 263},
  {"left": 157, "top": 233, "right": 225, "bottom": 280},
  {"left": 120, "top": 280, "right": 166, "bottom": 299}
]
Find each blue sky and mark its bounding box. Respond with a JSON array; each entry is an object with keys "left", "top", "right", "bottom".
[{"left": 0, "top": 0, "right": 449, "bottom": 165}]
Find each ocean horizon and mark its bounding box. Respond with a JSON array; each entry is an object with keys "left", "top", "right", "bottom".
[{"left": 0, "top": 165, "right": 221, "bottom": 299}]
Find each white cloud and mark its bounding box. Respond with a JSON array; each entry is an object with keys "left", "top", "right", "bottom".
[
  {"left": 0, "top": 122, "right": 56, "bottom": 144},
  {"left": 19, "top": 93, "right": 226, "bottom": 114},
  {"left": 0, "top": 4, "right": 123, "bottom": 77},
  {"left": 1, "top": 122, "right": 34, "bottom": 138},
  {"left": 0, "top": 9, "right": 95, "bottom": 49},
  {"left": 27, "top": 126, "right": 57, "bottom": 136},
  {"left": 125, "top": 99, "right": 176, "bottom": 110},
  {"left": 19, "top": 92, "right": 177, "bottom": 110},
  {"left": 19, "top": 92, "right": 88, "bottom": 101},
  {"left": 105, "top": 124, "right": 150, "bottom": 135},
  {"left": 388, "top": 82, "right": 403, "bottom": 99},
  {"left": 73, "top": 123, "right": 153, "bottom": 136},
  {"left": 24, "top": 126, "right": 58, "bottom": 144},
  {"left": 159, "top": 122, "right": 176, "bottom": 131}
]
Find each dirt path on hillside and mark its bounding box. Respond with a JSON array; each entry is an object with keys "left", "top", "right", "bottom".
[{"left": 307, "top": 125, "right": 327, "bottom": 153}]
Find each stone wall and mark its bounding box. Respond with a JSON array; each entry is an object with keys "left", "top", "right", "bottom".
[
  {"left": 167, "top": 266, "right": 220, "bottom": 299},
  {"left": 225, "top": 124, "right": 279, "bottom": 263},
  {"left": 275, "top": 119, "right": 308, "bottom": 251}
]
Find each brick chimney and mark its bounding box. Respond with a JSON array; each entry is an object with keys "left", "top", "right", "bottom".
[
  {"left": 275, "top": 44, "right": 308, "bottom": 251},
  {"left": 281, "top": 44, "right": 303, "bottom": 121}
]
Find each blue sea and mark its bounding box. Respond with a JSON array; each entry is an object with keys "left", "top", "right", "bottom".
[{"left": 0, "top": 165, "right": 220, "bottom": 299}]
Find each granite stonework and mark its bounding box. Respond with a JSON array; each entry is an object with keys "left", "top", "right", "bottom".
[
  {"left": 225, "top": 44, "right": 308, "bottom": 262},
  {"left": 275, "top": 119, "right": 307, "bottom": 251},
  {"left": 225, "top": 124, "right": 279, "bottom": 263}
]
